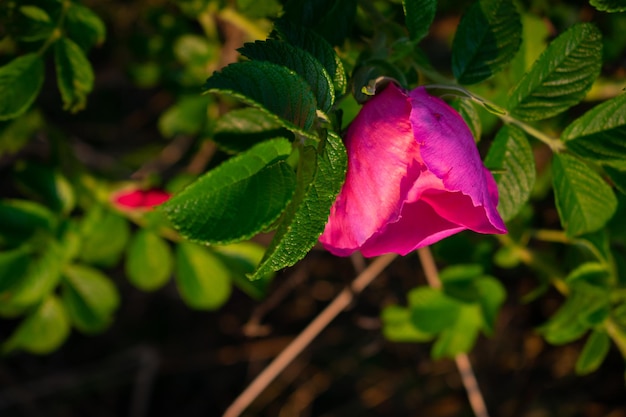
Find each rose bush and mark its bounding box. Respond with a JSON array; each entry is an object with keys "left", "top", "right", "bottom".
[{"left": 320, "top": 83, "right": 507, "bottom": 257}]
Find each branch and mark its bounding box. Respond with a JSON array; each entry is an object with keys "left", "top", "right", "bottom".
[
  {"left": 417, "top": 247, "right": 491, "bottom": 417},
  {"left": 222, "top": 253, "right": 398, "bottom": 417}
]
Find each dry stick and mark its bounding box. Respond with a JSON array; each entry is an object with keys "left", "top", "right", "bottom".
[
  {"left": 417, "top": 247, "right": 491, "bottom": 417},
  {"left": 222, "top": 253, "right": 398, "bottom": 417}
]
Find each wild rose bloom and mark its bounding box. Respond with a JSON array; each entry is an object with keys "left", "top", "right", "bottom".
[
  {"left": 111, "top": 188, "right": 171, "bottom": 210},
  {"left": 320, "top": 83, "right": 507, "bottom": 257}
]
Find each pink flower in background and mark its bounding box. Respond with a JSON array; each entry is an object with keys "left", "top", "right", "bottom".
[
  {"left": 320, "top": 83, "right": 506, "bottom": 257},
  {"left": 111, "top": 188, "right": 171, "bottom": 210}
]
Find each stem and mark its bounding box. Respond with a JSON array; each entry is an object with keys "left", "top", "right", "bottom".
[
  {"left": 222, "top": 253, "right": 398, "bottom": 417},
  {"left": 37, "top": 0, "right": 71, "bottom": 55},
  {"left": 417, "top": 247, "right": 491, "bottom": 417}
]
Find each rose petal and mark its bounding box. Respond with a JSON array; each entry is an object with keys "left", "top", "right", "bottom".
[
  {"left": 320, "top": 84, "right": 421, "bottom": 254},
  {"left": 409, "top": 87, "right": 506, "bottom": 233}
]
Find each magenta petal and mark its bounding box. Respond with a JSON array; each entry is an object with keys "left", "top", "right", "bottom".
[
  {"left": 319, "top": 84, "right": 420, "bottom": 255},
  {"left": 409, "top": 87, "right": 506, "bottom": 233},
  {"left": 321, "top": 84, "right": 507, "bottom": 258}
]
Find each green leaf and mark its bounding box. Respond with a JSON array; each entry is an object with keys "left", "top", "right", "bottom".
[
  {"left": 0, "top": 240, "right": 66, "bottom": 314},
  {"left": 381, "top": 305, "right": 434, "bottom": 342},
  {"left": 508, "top": 23, "right": 602, "bottom": 121},
  {"left": 552, "top": 153, "right": 617, "bottom": 237},
  {"left": 158, "top": 95, "right": 210, "bottom": 138},
  {"left": 79, "top": 206, "right": 130, "bottom": 267},
  {"left": 2, "top": 295, "right": 70, "bottom": 355},
  {"left": 14, "top": 162, "right": 75, "bottom": 215},
  {"left": 250, "top": 132, "right": 347, "bottom": 280},
  {"left": 203, "top": 61, "right": 318, "bottom": 138},
  {"left": 0, "top": 199, "right": 57, "bottom": 245},
  {"left": 273, "top": 19, "right": 347, "bottom": 96},
  {"left": 164, "top": 139, "right": 296, "bottom": 245},
  {"left": 576, "top": 330, "right": 611, "bottom": 375},
  {"left": 125, "top": 229, "right": 173, "bottom": 291},
  {"left": 65, "top": 3, "right": 107, "bottom": 50},
  {"left": 408, "top": 287, "right": 462, "bottom": 334},
  {"left": 239, "top": 39, "right": 335, "bottom": 113},
  {"left": 175, "top": 242, "right": 231, "bottom": 310},
  {"left": 562, "top": 93, "right": 626, "bottom": 169},
  {"left": 432, "top": 304, "right": 483, "bottom": 359},
  {"left": 213, "top": 108, "right": 292, "bottom": 154},
  {"left": 54, "top": 37, "right": 95, "bottom": 113},
  {"left": 540, "top": 264, "right": 610, "bottom": 344},
  {"left": 62, "top": 264, "right": 120, "bottom": 333},
  {"left": 452, "top": 0, "right": 522, "bottom": 85},
  {"left": 484, "top": 125, "right": 536, "bottom": 221},
  {"left": 475, "top": 276, "right": 506, "bottom": 335},
  {"left": 0, "top": 54, "right": 45, "bottom": 121},
  {"left": 19, "top": 5, "right": 51, "bottom": 22},
  {"left": 213, "top": 242, "right": 273, "bottom": 299},
  {"left": 403, "top": 0, "right": 436, "bottom": 42},
  {"left": 589, "top": 0, "right": 626, "bottom": 12}
]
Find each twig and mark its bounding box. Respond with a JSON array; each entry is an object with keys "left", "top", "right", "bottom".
[
  {"left": 222, "top": 253, "right": 398, "bottom": 417},
  {"left": 417, "top": 247, "right": 491, "bottom": 417}
]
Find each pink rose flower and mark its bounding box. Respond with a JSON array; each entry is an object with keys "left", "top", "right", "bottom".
[
  {"left": 111, "top": 188, "right": 171, "bottom": 210},
  {"left": 320, "top": 83, "right": 506, "bottom": 257}
]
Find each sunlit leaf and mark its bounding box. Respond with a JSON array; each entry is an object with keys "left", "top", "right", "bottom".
[
  {"left": 508, "top": 23, "right": 602, "bottom": 121},
  {"left": 62, "top": 264, "right": 120, "bottom": 333},
  {"left": 175, "top": 242, "right": 231, "bottom": 310},
  {"left": 163, "top": 138, "right": 296, "bottom": 245},
  {"left": 125, "top": 230, "right": 173, "bottom": 291},
  {"left": 2, "top": 296, "right": 70, "bottom": 354}
]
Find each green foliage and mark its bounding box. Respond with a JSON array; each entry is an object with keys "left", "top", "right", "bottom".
[
  {"left": 203, "top": 61, "right": 319, "bottom": 137},
  {"left": 175, "top": 242, "right": 232, "bottom": 310},
  {"left": 589, "top": 0, "right": 626, "bottom": 12},
  {"left": 452, "top": 0, "right": 522, "bottom": 85},
  {"left": 383, "top": 265, "right": 506, "bottom": 359},
  {"left": 78, "top": 207, "right": 130, "bottom": 267},
  {"left": 402, "top": 0, "right": 437, "bottom": 42},
  {"left": 576, "top": 330, "right": 611, "bottom": 375},
  {"left": 2, "top": 296, "right": 70, "bottom": 355},
  {"left": 125, "top": 230, "right": 173, "bottom": 291},
  {"left": 1, "top": 0, "right": 625, "bottom": 388},
  {"left": 163, "top": 138, "right": 297, "bottom": 245},
  {"left": 563, "top": 92, "right": 626, "bottom": 170},
  {"left": 212, "top": 108, "right": 292, "bottom": 153},
  {"left": 272, "top": 18, "right": 347, "bottom": 97},
  {"left": 552, "top": 153, "right": 617, "bottom": 237},
  {"left": 485, "top": 125, "right": 536, "bottom": 221},
  {"left": 508, "top": 23, "right": 602, "bottom": 121},
  {"left": 54, "top": 36, "right": 95, "bottom": 112},
  {"left": 239, "top": 39, "right": 335, "bottom": 113},
  {"left": 0, "top": 54, "right": 44, "bottom": 121},
  {"left": 61, "top": 264, "right": 120, "bottom": 333},
  {"left": 251, "top": 131, "right": 347, "bottom": 280}
]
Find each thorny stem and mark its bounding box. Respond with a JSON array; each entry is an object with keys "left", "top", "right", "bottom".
[
  {"left": 222, "top": 253, "right": 398, "bottom": 417},
  {"left": 417, "top": 247, "right": 491, "bottom": 417},
  {"left": 422, "top": 83, "right": 565, "bottom": 153}
]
